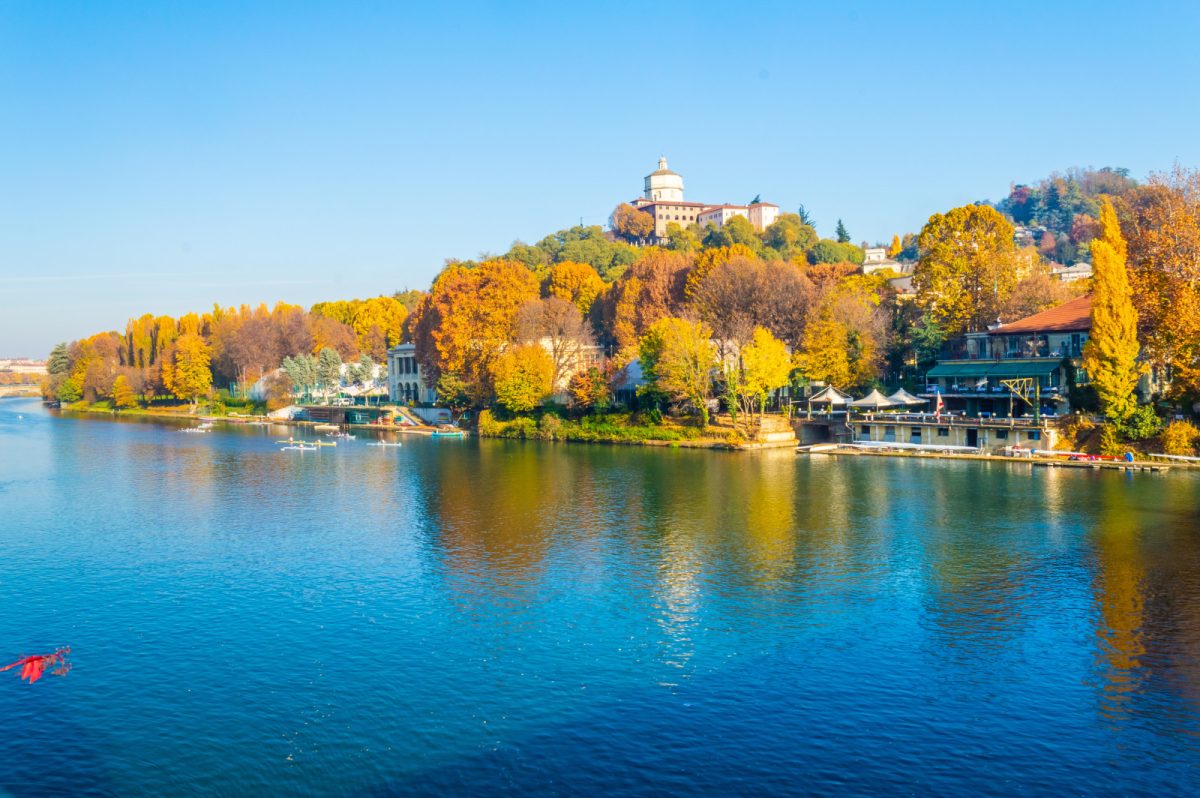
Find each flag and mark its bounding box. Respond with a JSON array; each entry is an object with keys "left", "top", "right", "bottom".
[{"left": 934, "top": 388, "right": 944, "bottom": 420}]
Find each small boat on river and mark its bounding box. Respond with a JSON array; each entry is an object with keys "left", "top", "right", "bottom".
[{"left": 367, "top": 441, "right": 403, "bottom": 447}]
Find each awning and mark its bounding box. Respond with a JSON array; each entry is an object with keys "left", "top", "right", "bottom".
[
  {"left": 926, "top": 362, "right": 992, "bottom": 378},
  {"left": 984, "top": 360, "right": 1061, "bottom": 378},
  {"left": 927, "top": 359, "right": 1063, "bottom": 379}
]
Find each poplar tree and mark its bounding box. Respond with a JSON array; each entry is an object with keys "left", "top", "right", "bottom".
[{"left": 1082, "top": 198, "right": 1143, "bottom": 425}]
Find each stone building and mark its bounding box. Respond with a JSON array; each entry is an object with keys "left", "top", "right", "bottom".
[{"left": 627, "top": 157, "right": 779, "bottom": 240}]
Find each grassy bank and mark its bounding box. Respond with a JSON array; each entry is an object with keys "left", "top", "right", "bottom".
[{"left": 476, "top": 409, "right": 746, "bottom": 447}]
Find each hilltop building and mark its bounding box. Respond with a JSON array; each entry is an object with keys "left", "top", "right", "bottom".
[
  {"left": 861, "top": 247, "right": 908, "bottom": 275},
  {"left": 627, "top": 157, "right": 779, "bottom": 241}
]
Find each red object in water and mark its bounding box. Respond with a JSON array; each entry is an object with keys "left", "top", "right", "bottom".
[{"left": 2, "top": 647, "right": 71, "bottom": 684}]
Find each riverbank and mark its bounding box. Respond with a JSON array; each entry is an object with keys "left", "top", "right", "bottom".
[{"left": 802, "top": 444, "right": 1194, "bottom": 471}]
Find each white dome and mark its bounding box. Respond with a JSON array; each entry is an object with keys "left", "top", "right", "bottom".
[{"left": 644, "top": 156, "right": 684, "bottom": 202}]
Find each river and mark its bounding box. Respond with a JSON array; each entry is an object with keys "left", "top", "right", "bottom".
[{"left": 1, "top": 397, "right": 1199, "bottom": 795}]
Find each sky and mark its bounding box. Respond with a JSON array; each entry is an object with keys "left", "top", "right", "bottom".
[{"left": 2, "top": 0, "right": 1199, "bottom": 356}]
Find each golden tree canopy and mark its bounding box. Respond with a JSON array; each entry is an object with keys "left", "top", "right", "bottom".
[{"left": 913, "top": 204, "right": 1020, "bottom": 336}]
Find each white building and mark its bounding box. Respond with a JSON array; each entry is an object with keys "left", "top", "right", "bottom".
[
  {"left": 388, "top": 343, "right": 437, "bottom": 405},
  {"left": 861, "top": 247, "right": 907, "bottom": 275},
  {"left": 627, "top": 157, "right": 779, "bottom": 239}
]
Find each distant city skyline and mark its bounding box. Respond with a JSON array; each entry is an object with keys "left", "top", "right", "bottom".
[{"left": 3, "top": 0, "right": 1199, "bottom": 356}]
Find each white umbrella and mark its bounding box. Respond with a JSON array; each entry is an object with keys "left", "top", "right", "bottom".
[
  {"left": 886, "top": 388, "right": 926, "bottom": 407},
  {"left": 808, "top": 385, "right": 851, "bottom": 406},
  {"left": 847, "top": 389, "right": 897, "bottom": 410}
]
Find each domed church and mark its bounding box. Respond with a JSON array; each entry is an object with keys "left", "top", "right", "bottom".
[{"left": 628, "top": 157, "right": 778, "bottom": 242}]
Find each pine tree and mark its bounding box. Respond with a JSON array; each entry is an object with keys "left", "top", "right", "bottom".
[
  {"left": 835, "top": 219, "right": 850, "bottom": 244},
  {"left": 1082, "top": 198, "right": 1143, "bottom": 426}
]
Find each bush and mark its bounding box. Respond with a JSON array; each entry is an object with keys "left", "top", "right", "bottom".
[
  {"left": 1055, "top": 414, "right": 1095, "bottom": 451},
  {"left": 477, "top": 409, "right": 503, "bottom": 437},
  {"left": 1100, "top": 425, "right": 1123, "bottom": 457},
  {"left": 1117, "top": 405, "right": 1162, "bottom": 441},
  {"left": 537, "top": 414, "right": 562, "bottom": 441},
  {"left": 1161, "top": 419, "right": 1200, "bottom": 456}
]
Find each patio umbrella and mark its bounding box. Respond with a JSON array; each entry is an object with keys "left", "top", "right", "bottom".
[
  {"left": 847, "top": 389, "right": 897, "bottom": 410},
  {"left": 807, "top": 385, "right": 851, "bottom": 406},
  {"left": 885, "top": 388, "right": 927, "bottom": 407}
]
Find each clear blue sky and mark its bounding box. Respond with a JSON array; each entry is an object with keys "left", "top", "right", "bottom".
[{"left": 2, "top": 0, "right": 1199, "bottom": 356}]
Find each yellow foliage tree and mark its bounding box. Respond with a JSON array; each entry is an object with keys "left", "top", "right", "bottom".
[
  {"left": 684, "top": 244, "right": 757, "bottom": 303},
  {"left": 111, "top": 374, "right": 137, "bottom": 409},
  {"left": 409, "top": 259, "right": 540, "bottom": 403},
  {"left": 1083, "top": 198, "right": 1144, "bottom": 425},
  {"left": 544, "top": 260, "right": 606, "bottom": 315},
  {"left": 913, "top": 204, "right": 1020, "bottom": 336},
  {"left": 796, "top": 315, "right": 852, "bottom": 387},
  {"left": 164, "top": 333, "right": 212, "bottom": 410},
  {"left": 887, "top": 234, "right": 903, "bottom": 258},
  {"left": 736, "top": 327, "right": 792, "bottom": 429},
  {"left": 1125, "top": 167, "right": 1200, "bottom": 399},
  {"left": 639, "top": 316, "right": 717, "bottom": 426},
  {"left": 492, "top": 344, "right": 555, "bottom": 414},
  {"left": 353, "top": 296, "right": 408, "bottom": 361}
]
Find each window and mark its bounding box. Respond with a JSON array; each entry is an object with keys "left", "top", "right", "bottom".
[
  {"left": 1027, "top": 430, "right": 1041, "bottom": 441},
  {"left": 996, "top": 429, "right": 1008, "bottom": 440},
  {"left": 910, "top": 428, "right": 922, "bottom": 441},
  {"left": 937, "top": 428, "right": 949, "bottom": 437},
  {"left": 861, "top": 425, "right": 871, "bottom": 436}
]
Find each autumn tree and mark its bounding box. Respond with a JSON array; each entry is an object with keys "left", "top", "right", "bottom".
[
  {"left": 611, "top": 203, "right": 655, "bottom": 243},
  {"left": 913, "top": 204, "right": 1021, "bottom": 336},
  {"left": 1083, "top": 198, "right": 1143, "bottom": 425},
  {"left": 409, "top": 259, "right": 540, "bottom": 403},
  {"left": 598, "top": 248, "right": 692, "bottom": 352},
  {"left": 734, "top": 327, "right": 792, "bottom": 430},
  {"left": 111, "top": 375, "right": 137, "bottom": 409},
  {"left": 162, "top": 333, "right": 212, "bottom": 409},
  {"left": 543, "top": 260, "right": 605, "bottom": 315},
  {"left": 887, "top": 234, "right": 903, "bottom": 258},
  {"left": 568, "top": 366, "right": 612, "bottom": 413},
  {"left": 353, "top": 296, "right": 408, "bottom": 361},
  {"left": 492, "top": 344, "right": 555, "bottom": 413},
  {"left": 1124, "top": 167, "right": 1200, "bottom": 400},
  {"left": 796, "top": 315, "right": 852, "bottom": 387},
  {"left": 639, "top": 317, "right": 716, "bottom": 426},
  {"left": 515, "top": 296, "right": 595, "bottom": 391}
]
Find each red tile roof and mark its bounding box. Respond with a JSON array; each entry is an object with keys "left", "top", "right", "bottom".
[{"left": 988, "top": 294, "right": 1092, "bottom": 335}]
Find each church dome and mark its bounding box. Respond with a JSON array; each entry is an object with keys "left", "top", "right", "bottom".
[{"left": 644, "top": 156, "right": 684, "bottom": 202}]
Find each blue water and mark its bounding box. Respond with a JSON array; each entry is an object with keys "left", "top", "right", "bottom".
[{"left": 2, "top": 397, "right": 1199, "bottom": 796}]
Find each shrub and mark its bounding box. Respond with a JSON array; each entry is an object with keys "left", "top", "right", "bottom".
[
  {"left": 508, "top": 417, "right": 537, "bottom": 439},
  {"left": 1117, "top": 405, "right": 1162, "bottom": 441},
  {"left": 1055, "top": 414, "right": 1094, "bottom": 451},
  {"left": 1161, "top": 419, "right": 1200, "bottom": 456},
  {"left": 1100, "top": 424, "right": 1123, "bottom": 456},
  {"left": 477, "top": 409, "right": 503, "bottom": 437},
  {"left": 537, "top": 414, "right": 562, "bottom": 441}
]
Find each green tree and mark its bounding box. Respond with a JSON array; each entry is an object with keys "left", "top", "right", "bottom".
[
  {"left": 1083, "top": 198, "right": 1144, "bottom": 426},
  {"left": 639, "top": 317, "right": 716, "bottom": 426},
  {"left": 316, "top": 347, "right": 343, "bottom": 397},
  {"left": 835, "top": 219, "right": 850, "bottom": 243},
  {"left": 807, "top": 239, "right": 864, "bottom": 265},
  {"left": 47, "top": 343, "right": 70, "bottom": 375}
]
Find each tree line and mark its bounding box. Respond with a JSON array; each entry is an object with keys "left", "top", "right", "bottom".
[{"left": 41, "top": 166, "right": 1200, "bottom": 447}]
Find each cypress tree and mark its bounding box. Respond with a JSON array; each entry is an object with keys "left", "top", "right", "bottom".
[{"left": 1082, "top": 198, "right": 1143, "bottom": 426}]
